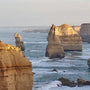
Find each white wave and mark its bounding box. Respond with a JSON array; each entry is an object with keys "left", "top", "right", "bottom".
[
  {"left": 33, "top": 81, "right": 61, "bottom": 90},
  {"left": 24, "top": 49, "right": 40, "bottom": 52},
  {"left": 77, "top": 55, "right": 90, "bottom": 59},
  {"left": 30, "top": 50, "right": 41, "bottom": 52},
  {"left": 31, "top": 57, "right": 50, "bottom": 64},
  {"left": 24, "top": 41, "right": 47, "bottom": 44},
  {"left": 50, "top": 86, "right": 90, "bottom": 90},
  {"left": 33, "top": 81, "right": 90, "bottom": 90}
]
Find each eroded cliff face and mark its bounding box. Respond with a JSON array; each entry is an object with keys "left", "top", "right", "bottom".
[
  {"left": 58, "top": 24, "right": 82, "bottom": 51},
  {"left": 46, "top": 24, "right": 65, "bottom": 58},
  {"left": 80, "top": 23, "right": 90, "bottom": 42},
  {"left": 15, "top": 33, "right": 25, "bottom": 51},
  {"left": 72, "top": 26, "right": 81, "bottom": 33},
  {"left": 46, "top": 24, "right": 82, "bottom": 58},
  {"left": 0, "top": 41, "right": 33, "bottom": 90}
]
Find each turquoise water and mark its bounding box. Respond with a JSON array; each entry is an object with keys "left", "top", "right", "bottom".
[{"left": 0, "top": 27, "right": 90, "bottom": 90}]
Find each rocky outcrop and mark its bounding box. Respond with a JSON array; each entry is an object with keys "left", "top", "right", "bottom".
[
  {"left": 58, "top": 77, "right": 90, "bottom": 87},
  {"left": 80, "top": 23, "right": 90, "bottom": 42},
  {"left": 77, "top": 79, "right": 90, "bottom": 86},
  {"left": 15, "top": 33, "right": 25, "bottom": 51},
  {"left": 72, "top": 26, "right": 81, "bottom": 33},
  {"left": 58, "top": 77, "right": 77, "bottom": 87},
  {"left": 46, "top": 24, "right": 82, "bottom": 58},
  {"left": 0, "top": 41, "right": 33, "bottom": 90},
  {"left": 87, "top": 58, "right": 90, "bottom": 69},
  {"left": 46, "top": 24, "right": 65, "bottom": 58}
]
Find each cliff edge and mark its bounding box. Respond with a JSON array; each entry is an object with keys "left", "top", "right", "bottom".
[{"left": 0, "top": 41, "right": 33, "bottom": 90}]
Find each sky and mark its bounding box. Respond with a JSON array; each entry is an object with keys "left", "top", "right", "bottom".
[{"left": 0, "top": 0, "right": 90, "bottom": 26}]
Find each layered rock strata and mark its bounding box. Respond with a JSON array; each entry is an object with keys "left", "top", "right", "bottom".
[
  {"left": 15, "top": 33, "right": 25, "bottom": 51},
  {"left": 46, "top": 24, "right": 65, "bottom": 58},
  {"left": 0, "top": 41, "right": 33, "bottom": 90},
  {"left": 59, "top": 24, "right": 82, "bottom": 51},
  {"left": 80, "top": 23, "right": 90, "bottom": 42},
  {"left": 46, "top": 24, "right": 82, "bottom": 58},
  {"left": 72, "top": 26, "right": 81, "bottom": 33}
]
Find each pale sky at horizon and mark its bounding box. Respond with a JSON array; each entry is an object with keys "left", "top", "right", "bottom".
[{"left": 0, "top": 0, "right": 90, "bottom": 26}]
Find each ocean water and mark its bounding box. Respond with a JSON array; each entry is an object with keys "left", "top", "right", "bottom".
[{"left": 0, "top": 27, "right": 90, "bottom": 90}]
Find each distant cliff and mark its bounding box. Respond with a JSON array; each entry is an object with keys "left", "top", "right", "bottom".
[
  {"left": 0, "top": 41, "right": 33, "bottom": 90},
  {"left": 80, "top": 23, "right": 90, "bottom": 42}
]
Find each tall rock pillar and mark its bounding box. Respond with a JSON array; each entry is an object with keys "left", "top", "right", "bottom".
[{"left": 15, "top": 33, "right": 25, "bottom": 51}]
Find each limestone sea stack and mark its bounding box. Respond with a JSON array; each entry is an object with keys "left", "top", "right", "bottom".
[
  {"left": 80, "top": 23, "right": 90, "bottom": 42},
  {"left": 0, "top": 41, "right": 33, "bottom": 90},
  {"left": 46, "top": 24, "right": 82, "bottom": 58},
  {"left": 15, "top": 33, "right": 25, "bottom": 51},
  {"left": 46, "top": 24, "right": 65, "bottom": 58}
]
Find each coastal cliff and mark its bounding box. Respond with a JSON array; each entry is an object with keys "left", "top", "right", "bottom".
[
  {"left": 80, "top": 23, "right": 90, "bottom": 42},
  {"left": 15, "top": 33, "right": 25, "bottom": 51},
  {"left": 0, "top": 41, "right": 33, "bottom": 90}
]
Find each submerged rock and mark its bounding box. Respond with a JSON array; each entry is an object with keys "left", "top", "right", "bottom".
[
  {"left": 80, "top": 23, "right": 90, "bottom": 42},
  {"left": 15, "top": 33, "right": 25, "bottom": 51},
  {"left": 0, "top": 41, "right": 33, "bottom": 90},
  {"left": 52, "top": 69, "right": 57, "bottom": 72},
  {"left": 58, "top": 77, "right": 90, "bottom": 87},
  {"left": 77, "top": 79, "right": 90, "bottom": 86},
  {"left": 46, "top": 24, "right": 65, "bottom": 58},
  {"left": 77, "top": 79, "right": 86, "bottom": 86},
  {"left": 58, "top": 77, "right": 77, "bottom": 87}
]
